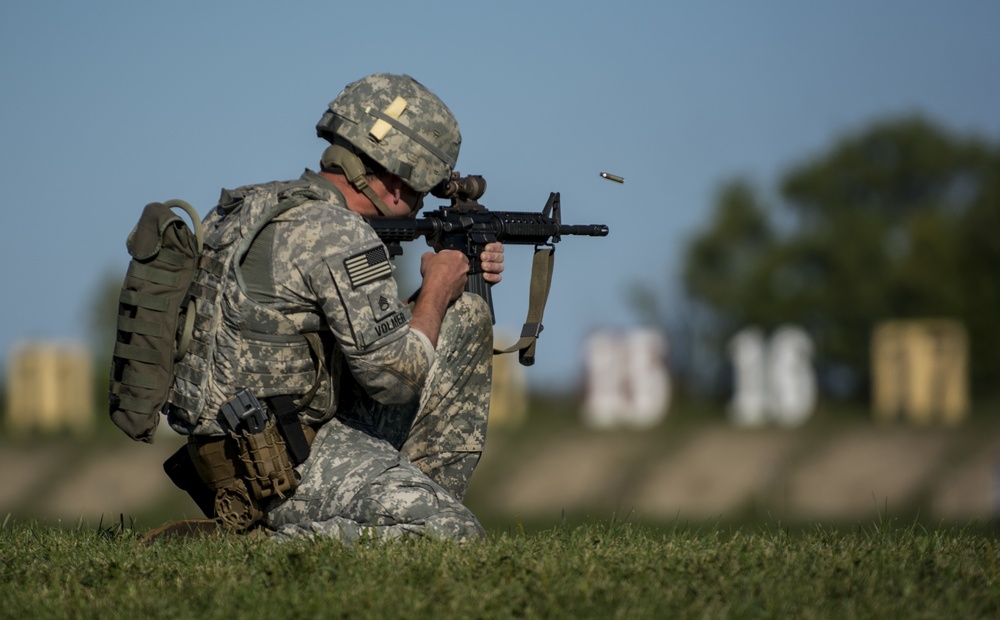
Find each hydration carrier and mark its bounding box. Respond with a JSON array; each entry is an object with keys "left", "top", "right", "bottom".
[{"left": 109, "top": 200, "right": 203, "bottom": 443}]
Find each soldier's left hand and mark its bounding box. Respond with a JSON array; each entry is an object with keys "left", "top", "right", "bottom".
[{"left": 481, "top": 242, "right": 505, "bottom": 284}]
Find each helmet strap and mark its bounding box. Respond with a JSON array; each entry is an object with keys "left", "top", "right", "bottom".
[{"left": 321, "top": 143, "right": 395, "bottom": 217}]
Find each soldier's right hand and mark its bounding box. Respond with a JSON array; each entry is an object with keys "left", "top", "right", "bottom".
[{"left": 420, "top": 249, "right": 469, "bottom": 303}]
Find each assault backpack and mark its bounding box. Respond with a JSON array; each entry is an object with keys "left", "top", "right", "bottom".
[{"left": 109, "top": 200, "right": 203, "bottom": 443}]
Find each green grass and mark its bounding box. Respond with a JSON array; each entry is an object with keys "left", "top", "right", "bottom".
[{"left": 2, "top": 516, "right": 998, "bottom": 619}]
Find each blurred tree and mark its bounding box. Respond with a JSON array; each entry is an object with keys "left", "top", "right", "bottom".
[
  {"left": 675, "top": 116, "right": 1000, "bottom": 400},
  {"left": 681, "top": 179, "right": 775, "bottom": 335},
  {"left": 612, "top": 182, "right": 765, "bottom": 402}
]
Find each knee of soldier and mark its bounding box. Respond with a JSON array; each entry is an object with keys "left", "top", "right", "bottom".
[
  {"left": 362, "top": 474, "right": 486, "bottom": 542},
  {"left": 444, "top": 293, "right": 492, "bottom": 343}
]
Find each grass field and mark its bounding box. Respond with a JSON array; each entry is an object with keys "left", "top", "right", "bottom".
[
  {"left": 4, "top": 399, "right": 1000, "bottom": 617},
  {"left": 2, "top": 515, "right": 998, "bottom": 619}
]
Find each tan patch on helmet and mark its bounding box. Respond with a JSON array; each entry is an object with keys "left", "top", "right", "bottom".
[{"left": 369, "top": 96, "right": 407, "bottom": 142}]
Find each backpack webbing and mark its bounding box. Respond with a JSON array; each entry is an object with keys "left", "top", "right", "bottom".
[{"left": 109, "top": 200, "right": 203, "bottom": 443}]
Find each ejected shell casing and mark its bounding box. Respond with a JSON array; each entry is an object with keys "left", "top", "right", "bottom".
[{"left": 599, "top": 172, "right": 624, "bottom": 183}]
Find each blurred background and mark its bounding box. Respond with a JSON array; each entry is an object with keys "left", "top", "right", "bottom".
[{"left": 2, "top": 1, "right": 999, "bottom": 531}]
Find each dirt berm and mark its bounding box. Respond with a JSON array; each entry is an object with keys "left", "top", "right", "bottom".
[{"left": 1, "top": 411, "right": 997, "bottom": 529}]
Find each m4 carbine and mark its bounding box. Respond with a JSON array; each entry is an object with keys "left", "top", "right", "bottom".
[{"left": 365, "top": 173, "right": 609, "bottom": 365}]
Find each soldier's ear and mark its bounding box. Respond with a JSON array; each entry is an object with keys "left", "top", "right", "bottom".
[{"left": 389, "top": 175, "right": 404, "bottom": 205}]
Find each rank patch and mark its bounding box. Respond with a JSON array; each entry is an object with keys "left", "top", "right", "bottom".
[
  {"left": 344, "top": 245, "right": 391, "bottom": 288},
  {"left": 368, "top": 289, "right": 395, "bottom": 321}
]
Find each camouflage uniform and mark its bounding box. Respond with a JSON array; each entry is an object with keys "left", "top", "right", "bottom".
[{"left": 231, "top": 170, "right": 492, "bottom": 542}]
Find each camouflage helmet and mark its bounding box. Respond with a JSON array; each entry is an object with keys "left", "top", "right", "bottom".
[{"left": 316, "top": 73, "right": 461, "bottom": 193}]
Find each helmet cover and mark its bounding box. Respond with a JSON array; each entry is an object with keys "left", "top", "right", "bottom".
[{"left": 317, "top": 73, "right": 461, "bottom": 193}]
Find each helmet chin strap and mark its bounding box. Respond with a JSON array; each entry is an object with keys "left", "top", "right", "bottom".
[{"left": 320, "top": 143, "right": 396, "bottom": 217}]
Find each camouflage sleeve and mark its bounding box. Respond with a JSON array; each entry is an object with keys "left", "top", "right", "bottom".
[{"left": 298, "top": 207, "right": 434, "bottom": 405}]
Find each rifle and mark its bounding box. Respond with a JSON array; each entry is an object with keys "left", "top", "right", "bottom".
[{"left": 365, "top": 173, "right": 609, "bottom": 365}]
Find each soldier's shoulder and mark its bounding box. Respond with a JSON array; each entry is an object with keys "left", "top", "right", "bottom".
[
  {"left": 273, "top": 194, "right": 380, "bottom": 254},
  {"left": 281, "top": 191, "right": 364, "bottom": 230}
]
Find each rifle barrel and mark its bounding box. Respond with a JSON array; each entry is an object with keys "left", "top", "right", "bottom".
[{"left": 558, "top": 224, "right": 609, "bottom": 236}]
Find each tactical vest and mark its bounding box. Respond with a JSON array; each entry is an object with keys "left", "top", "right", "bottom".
[{"left": 166, "top": 180, "right": 336, "bottom": 436}]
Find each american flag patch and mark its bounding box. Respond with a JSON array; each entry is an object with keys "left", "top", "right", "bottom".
[{"left": 344, "top": 245, "right": 392, "bottom": 288}]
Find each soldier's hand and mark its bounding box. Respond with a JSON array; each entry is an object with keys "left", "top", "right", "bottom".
[
  {"left": 420, "top": 249, "right": 469, "bottom": 303},
  {"left": 480, "top": 242, "right": 505, "bottom": 285}
]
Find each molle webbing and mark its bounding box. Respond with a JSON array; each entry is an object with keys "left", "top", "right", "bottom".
[{"left": 109, "top": 200, "right": 203, "bottom": 443}]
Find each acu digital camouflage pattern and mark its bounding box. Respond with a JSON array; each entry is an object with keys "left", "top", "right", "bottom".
[
  {"left": 267, "top": 293, "right": 493, "bottom": 542},
  {"left": 317, "top": 73, "right": 461, "bottom": 193},
  {"left": 168, "top": 169, "right": 494, "bottom": 542},
  {"left": 167, "top": 171, "right": 432, "bottom": 436}
]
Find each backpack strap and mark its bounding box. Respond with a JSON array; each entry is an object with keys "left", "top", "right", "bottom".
[{"left": 163, "top": 200, "right": 202, "bottom": 362}]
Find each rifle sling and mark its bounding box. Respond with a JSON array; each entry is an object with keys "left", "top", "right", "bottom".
[{"left": 493, "top": 246, "right": 554, "bottom": 366}]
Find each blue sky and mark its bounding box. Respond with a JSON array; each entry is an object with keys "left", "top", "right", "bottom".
[{"left": 2, "top": 1, "right": 998, "bottom": 390}]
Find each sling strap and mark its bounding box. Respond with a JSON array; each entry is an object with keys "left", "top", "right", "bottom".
[{"left": 493, "top": 245, "right": 555, "bottom": 366}]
